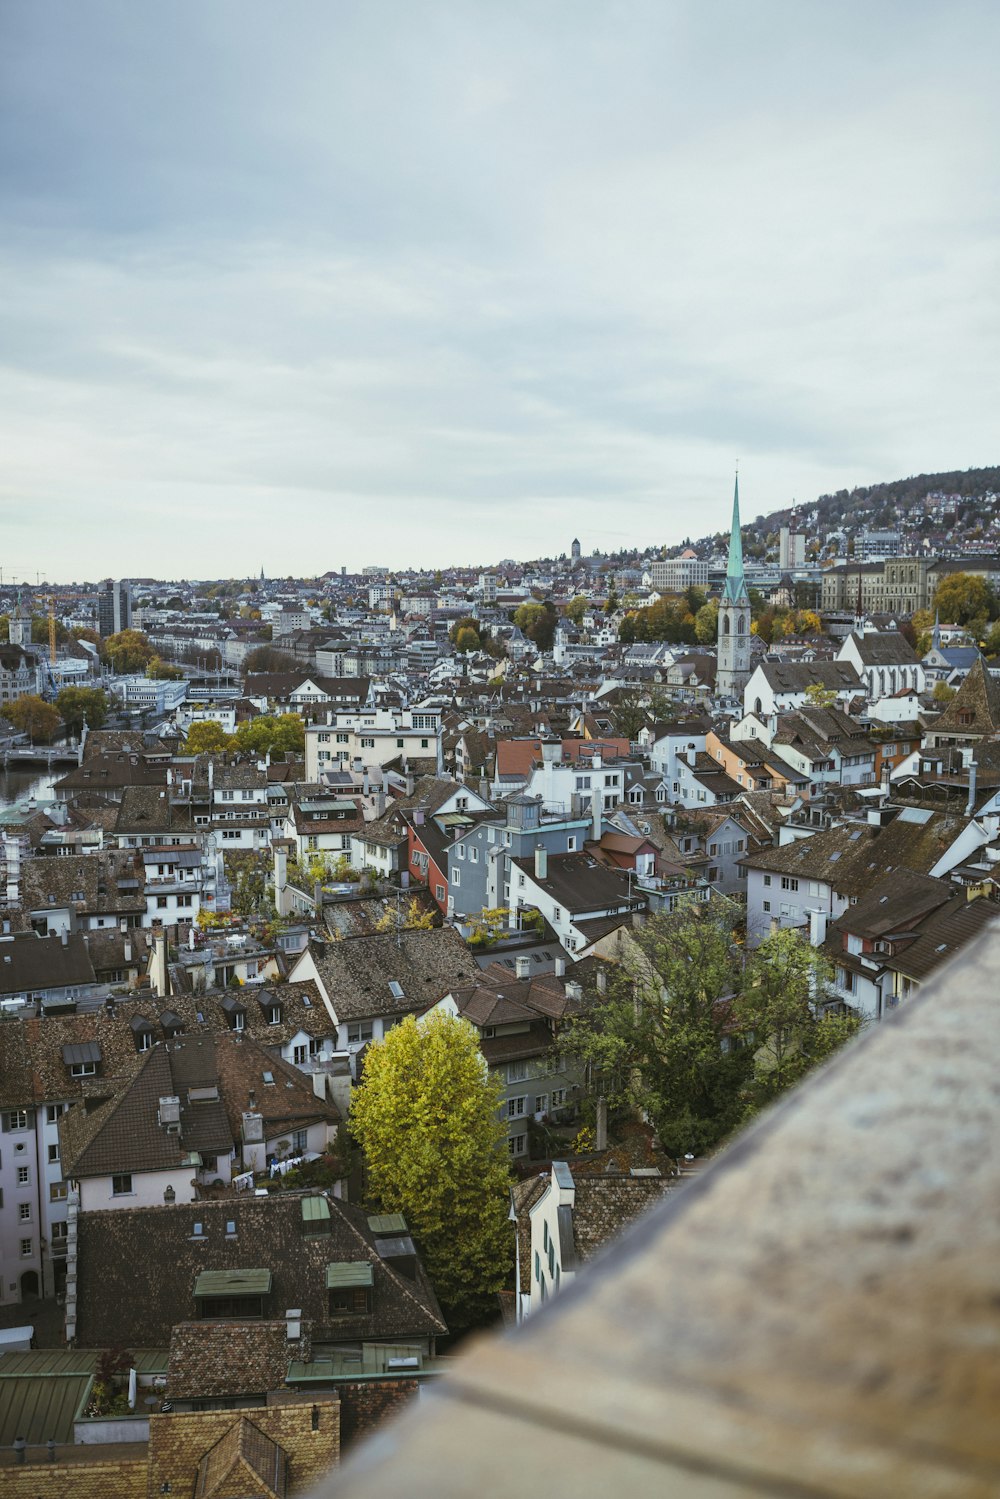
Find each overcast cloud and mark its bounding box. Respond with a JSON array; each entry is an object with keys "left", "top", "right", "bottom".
[{"left": 1, "top": 0, "right": 998, "bottom": 580}]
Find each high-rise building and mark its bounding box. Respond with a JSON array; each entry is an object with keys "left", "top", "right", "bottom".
[
  {"left": 97, "top": 579, "right": 132, "bottom": 638},
  {"left": 716, "top": 476, "right": 752, "bottom": 698}
]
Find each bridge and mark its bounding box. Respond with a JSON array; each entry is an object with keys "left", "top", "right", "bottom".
[{"left": 1, "top": 744, "right": 80, "bottom": 768}]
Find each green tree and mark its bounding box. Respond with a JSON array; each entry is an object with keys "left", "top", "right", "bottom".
[
  {"left": 55, "top": 687, "right": 109, "bottom": 735},
  {"left": 31, "top": 615, "right": 70, "bottom": 647},
  {"left": 932, "top": 680, "right": 956, "bottom": 704},
  {"left": 933, "top": 573, "right": 997, "bottom": 627},
  {"left": 694, "top": 601, "right": 719, "bottom": 644},
  {"left": 453, "top": 626, "right": 480, "bottom": 654},
  {"left": 3, "top": 694, "right": 62, "bottom": 743},
  {"left": 564, "top": 905, "right": 751, "bottom": 1158},
  {"left": 564, "top": 596, "right": 589, "bottom": 626},
  {"left": 350, "top": 1012, "right": 513, "bottom": 1327},
  {"left": 184, "top": 721, "right": 232, "bottom": 754},
  {"left": 104, "top": 629, "right": 155, "bottom": 674},
  {"left": 513, "top": 601, "right": 557, "bottom": 652},
  {"left": 804, "top": 682, "right": 838, "bottom": 709},
  {"left": 243, "top": 645, "right": 300, "bottom": 673},
  {"left": 146, "top": 656, "right": 184, "bottom": 680},
  {"left": 231, "top": 713, "right": 305, "bottom": 757},
  {"left": 734, "top": 928, "right": 859, "bottom": 1117}
]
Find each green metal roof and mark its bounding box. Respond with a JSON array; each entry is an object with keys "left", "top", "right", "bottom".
[
  {"left": 0, "top": 1373, "right": 93, "bottom": 1445},
  {"left": 301, "top": 1197, "right": 331, "bottom": 1228},
  {"left": 194, "top": 1268, "right": 272, "bottom": 1298},
  {"left": 325, "top": 1261, "right": 374, "bottom": 1289},
  {"left": 367, "top": 1212, "right": 408, "bottom": 1235}
]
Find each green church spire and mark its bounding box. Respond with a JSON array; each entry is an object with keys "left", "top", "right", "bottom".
[{"left": 721, "top": 472, "right": 747, "bottom": 603}]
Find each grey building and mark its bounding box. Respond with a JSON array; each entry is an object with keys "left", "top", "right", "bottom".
[{"left": 448, "top": 793, "right": 591, "bottom": 922}]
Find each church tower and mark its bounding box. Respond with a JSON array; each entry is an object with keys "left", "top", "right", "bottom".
[
  {"left": 8, "top": 591, "right": 29, "bottom": 649},
  {"left": 716, "top": 474, "right": 752, "bottom": 698}
]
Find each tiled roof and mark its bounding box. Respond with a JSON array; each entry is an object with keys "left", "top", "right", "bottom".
[
  {"left": 928, "top": 657, "right": 1000, "bottom": 737},
  {"left": 0, "top": 932, "right": 97, "bottom": 998},
  {"left": 75, "top": 1195, "right": 447, "bottom": 1348},
  {"left": 305, "top": 926, "right": 478, "bottom": 1023},
  {"left": 168, "top": 1319, "right": 311, "bottom": 1400},
  {"left": 739, "top": 809, "right": 964, "bottom": 897}
]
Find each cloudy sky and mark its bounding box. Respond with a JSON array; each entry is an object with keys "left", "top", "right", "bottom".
[{"left": 1, "top": 1, "right": 998, "bottom": 582}]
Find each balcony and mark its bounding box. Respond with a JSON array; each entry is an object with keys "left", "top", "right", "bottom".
[{"left": 324, "top": 929, "right": 1000, "bottom": 1498}]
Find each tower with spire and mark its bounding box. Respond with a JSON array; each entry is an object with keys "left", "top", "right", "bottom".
[{"left": 716, "top": 473, "right": 752, "bottom": 699}]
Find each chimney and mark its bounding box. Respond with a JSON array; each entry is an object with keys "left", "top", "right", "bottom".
[
  {"left": 61, "top": 930, "right": 68, "bottom": 947},
  {"left": 809, "top": 909, "right": 828, "bottom": 947},
  {"left": 554, "top": 955, "right": 566, "bottom": 977},
  {"left": 123, "top": 939, "right": 132, "bottom": 962},
  {"left": 595, "top": 1095, "right": 608, "bottom": 1152},
  {"left": 534, "top": 846, "right": 548, "bottom": 880},
  {"left": 966, "top": 760, "right": 978, "bottom": 818},
  {"left": 591, "top": 787, "right": 603, "bottom": 844},
  {"left": 596, "top": 966, "right": 607, "bottom": 994},
  {"left": 515, "top": 954, "right": 531, "bottom": 980},
  {"left": 151, "top": 931, "right": 168, "bottom": 998},
  {"left": 414, "top": 809, "right": 425, "bottom": 827},
  {"left": 686, "top": 746, "right": 697, "bottom": 766},
  {"left": 565, "top": 980, "right": 583, "bottom": 1001},
  {"left": 207, "top": 760, "right": 214, "bottom": 790}
]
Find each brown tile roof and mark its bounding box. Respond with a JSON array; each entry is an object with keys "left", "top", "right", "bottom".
[
  {"left": 167, "top": 1319, "right": 311, "bottom": 1400},
  {"left": 928, "top": 656, "right": 1000, "bottom": 738},
  {"left": 75, "top": 1195, "right": 447, "bottom": 1348},
  {"left": 0, "top": 932, "right": 97, "bottom": 998}
]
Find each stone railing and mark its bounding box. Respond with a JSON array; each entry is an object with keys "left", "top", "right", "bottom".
[{"left": 320, "top": 929, "right": 1000, "bottom": 1497}]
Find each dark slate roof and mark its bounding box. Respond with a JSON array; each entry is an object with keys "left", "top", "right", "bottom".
[
  {"left": 0, "top": 932, "right": 97, "bottom": 997},
  {"left": 845, "top": 631, "right": 920, "bottom": 667},
  {"left": 74, "top": 1195, "right": 447, "bottom": 1348},
  {"left": 739, "top": 809, "right": 964, "bottom": 897},
  {"left": 756, "top": 661, "right": 864, "bottom": 694},
  {"left": 510, "top": 852, "right": 643, "bottom": 916}
]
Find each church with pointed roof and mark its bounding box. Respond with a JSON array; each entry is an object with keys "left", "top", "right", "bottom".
[{"left": 716, "top": 475, "right": 752, "bottom": 698}]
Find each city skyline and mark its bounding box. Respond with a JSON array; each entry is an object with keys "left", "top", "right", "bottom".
[{"left": 2, "top": 1, "right": 998, "bottom": 578}]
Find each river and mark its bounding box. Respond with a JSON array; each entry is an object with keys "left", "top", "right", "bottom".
[{"left": 0, "top": 766, "right": 60, "bottom": 812}]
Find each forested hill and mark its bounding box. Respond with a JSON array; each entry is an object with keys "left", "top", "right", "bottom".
[{"left": 689, "top": 465, "right": 1000, "bottom": 554}]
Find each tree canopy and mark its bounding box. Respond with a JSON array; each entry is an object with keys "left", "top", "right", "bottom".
[
  {"left": 513, "top": 601, "right": 557, "bottom": 652},
  {"left": 2, "top": 694, "right": 62, "bottom": 743},
  {"left": 933, "top": 572, "right": 998, "bottom": 629},
  {"left": 243, "top": 645, "right": 300, "bottom": 673},
  {"left": 183, "top": 721, "right": 231, "bottom": 755},
  {"left": 55, "top": 687, "right": 108, "bottom": 735},
  {"left": 104, "top": 629, "right": 155, "bottom": 674},
  {"left": 232, "top": 713, "right": 304, "bottom": 757},
  {"left": 565, "top": 908, "right": 860, "bottom": 1157},
  {"left": 349, "top": 1011, "right": 513, "bottom": 1327}
]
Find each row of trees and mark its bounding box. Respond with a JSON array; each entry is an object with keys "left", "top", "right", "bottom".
[{"left": 2, "top": 687, "right": 110, "bottom": 743}]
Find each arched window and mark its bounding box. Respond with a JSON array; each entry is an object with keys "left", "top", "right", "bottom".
[{"left": 722, "top": 615, "right": 730, "bottom": 635}]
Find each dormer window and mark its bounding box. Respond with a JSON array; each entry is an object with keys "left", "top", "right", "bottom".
[
  {"left": 326, "top": 1261, "right": 373, "bottom": 1316},
  {"left": 268, "top": 1006, "right": 281, "bottom": 1025}
]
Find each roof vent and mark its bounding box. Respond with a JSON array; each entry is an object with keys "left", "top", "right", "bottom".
[{"left": 158, "top": 1095, "right": 181, "bottom": 1126}]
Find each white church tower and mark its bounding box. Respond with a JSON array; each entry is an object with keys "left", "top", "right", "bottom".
[{"left": 716, "top": 474, "right": 752, "bottom": 698}]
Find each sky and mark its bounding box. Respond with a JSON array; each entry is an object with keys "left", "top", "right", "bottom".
[{"left": 1, "top": 1, "right": 998, "bottom": 583}]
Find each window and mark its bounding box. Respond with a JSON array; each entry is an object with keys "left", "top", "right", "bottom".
[
  {"left": 19, "top": 1202, "right": 31, "bottom": 1221},
  {"left": 508, "top": 1133, "right": 526, "bottom": 1156},
  {"left": 48, "top": 1143, "right": 60, "bottom": 1164},
  {"left": 456, "top": 844, "right": 465, "bottom": 860},
  {"left": 469, "top": 847, "right": 478, "bottom": 863},
  {"left": 233, "top": 1011, "right": 244, "bottom": 1032},
  {"left": 328, "top": 1287, "right": 372, "bottom": 1315},
  {"left": 551, "top": 1089, "right": 566, "bottom": 1108},
  {"left": 268, "top": 1006, "right": 281, "bottom": 1025},
  {"left": 112, "top": 1173, "right": 133, "bottom": 1196},
  {"left": 762, "top": 900, "right": 771, "bottom": 913},
  {"left": 507, "top": 1096, "right": 526, "bottom": 1117},
  {"left": 535, "top": 1093, "right": 549, "bottom": 1115},
  {"left": 347, "top": 1022, "right": 374, "bottom": 1044},
  {"left": 71, "top": 1061, "right": 97, "bottom": 1077},
  {"left": 293, "top": 1043, "right": 308, "bottom": 1065},
  {"left": 361, "top": 737, "right": 375, "bottom": 748},
  {"left": 156, "top": 896, "right": 169, "bottom": 909},
  {"left": 51, "top": 1220, "right": 68, "bottom": 1243},
  {"left": 4, "top": 1110, "right": 29, "bottom": 1131},
  {"left": 138, "top": 1030, "right": 152, "bottom": 1052},
  {"left": 292, "top": 1128, "right": 308, "bottom": 1153},
  {"left": 46, "top": 1104, "right": 63, "bottom": 1124},
  {"left": 781, "top": 876, "right": 799, "bottom": 892},
  {"left": 763, "top": 875, "right": 772, "bottom": 888},
  {"left": 507, "top": 1061, "right": 528, "bottom": 1083},
  {"left": 50, "top": 1181, "right": 67, "bottom": 1202},
  {"left": 435, "top": 884, "right": 446, "bottom": 901},
  {"left": 20, "top": 1238, "right": 32, "bottom": 1257},
  {"left": 452, "top": 869, "right": 460, "bottom": 887},
  {"left": 16, "top": 1165, "right": 29, "bottom": 1185}
]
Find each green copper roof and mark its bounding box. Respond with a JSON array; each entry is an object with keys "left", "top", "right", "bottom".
[{"left": 721, "top": 473, "right": 748, "bottom": 604}]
